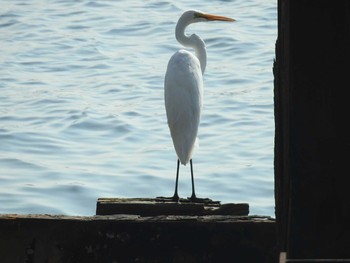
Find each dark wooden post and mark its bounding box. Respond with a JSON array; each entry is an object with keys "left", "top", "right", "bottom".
[
  {"left": 274, "top": 0, "right": 291, "bottom": 254},
  {"left": 275, "top": 0, "right": 350, "bottom": 259}
]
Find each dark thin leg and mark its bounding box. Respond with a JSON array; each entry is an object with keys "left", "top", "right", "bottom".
[
  {"left": 156, "top": 159, "right": 180, "bottom": 202},
  {"left": 172, "top": 159, "right": 180, "bottom": 201},
  {"left": 190, "top": 159, "right": 196, "bottom": 200},
  {"left": 188, "top": 159, "right": 218, "bottom": 204}
]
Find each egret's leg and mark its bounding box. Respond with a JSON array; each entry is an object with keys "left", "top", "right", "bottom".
[
  {"left": 156, "top": 159, "right": 180, "bottom": 202},
  {"left": 172, "top": 159, "right": 180, "bottom": 201},
  {"left": 190, "top": 159, "right": 197, "bottom": 200},
  {"left": 188, "top": 159, "right": 217, "bottom": 204}
]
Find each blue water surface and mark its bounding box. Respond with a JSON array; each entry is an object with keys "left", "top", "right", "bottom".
[{"left": 0, "top": 0, "right": 277, "bottom": 216}]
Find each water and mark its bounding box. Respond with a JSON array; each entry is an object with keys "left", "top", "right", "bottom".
[{"left": 0, "top": 0, "right": 277, "bottom": 216}]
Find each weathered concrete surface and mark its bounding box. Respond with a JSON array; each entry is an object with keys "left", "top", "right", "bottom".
[{"left": 0, "top": 214, "right": 276, "bottom": 263}]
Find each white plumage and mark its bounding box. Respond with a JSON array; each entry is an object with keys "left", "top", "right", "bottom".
[
  {"left": 165, "top": 49, "right": 203, "bottom": 165},
  {"left": 163, "top": 10, "right": 235, "bottom": 201}
]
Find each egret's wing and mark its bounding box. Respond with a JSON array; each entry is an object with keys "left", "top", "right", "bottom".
[{"left": 164, "top": 50, "right": 203, "bottom": 165}]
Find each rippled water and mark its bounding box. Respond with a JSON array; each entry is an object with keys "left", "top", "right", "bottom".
[{"left": 0, "top": 0, "right": 276, "bottom": 216}]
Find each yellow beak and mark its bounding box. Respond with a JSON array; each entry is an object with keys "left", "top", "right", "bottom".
[{"left": 200, "top": 13, "right": 236, "bottom": 22}]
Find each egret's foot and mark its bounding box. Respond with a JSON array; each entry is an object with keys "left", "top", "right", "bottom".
[
  {"left": 156, "top": 195, "right": 180, "bottom": 203},
  {"left": 187, "top": 196, "right": 220, "bottom": 205}
]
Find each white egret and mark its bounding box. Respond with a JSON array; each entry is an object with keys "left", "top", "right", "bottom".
[{"left": 163, "top": 10, "right": 235, "bottom": 202}]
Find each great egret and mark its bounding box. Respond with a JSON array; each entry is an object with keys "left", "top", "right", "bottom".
[{"left": 163, "top": 10, "right": 235, "bottom": 202}]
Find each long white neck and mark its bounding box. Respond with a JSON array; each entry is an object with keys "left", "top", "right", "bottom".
[{"left": 175, "top": 20, "right": 207, "bottom": 74}]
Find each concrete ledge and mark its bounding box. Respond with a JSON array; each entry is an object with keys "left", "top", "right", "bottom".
[{"left": 0, "top": 214, "right": 277, "bottom": 263}]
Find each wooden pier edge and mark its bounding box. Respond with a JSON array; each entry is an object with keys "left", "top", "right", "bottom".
[
  {"left": 0, "top": 204, "right": 277, "bottom": 263},
  {"left": 96, "top": 197, "right": 250, "bottom": 216}
]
